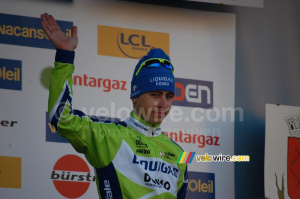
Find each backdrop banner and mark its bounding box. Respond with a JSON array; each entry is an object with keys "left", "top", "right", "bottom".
[
  {"left": 265, "top": 104, "right": 300, "bottom": 199},
  {"left": 0, "top": 0, "right": 236, "bottom": 198}
]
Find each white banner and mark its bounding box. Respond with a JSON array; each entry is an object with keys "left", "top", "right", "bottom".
[
  {"left": 0, "top": 0, "right": 236, "bottom": 198},
  {"left": 265, "top": 104, "right": 300, "bottom": 199}
]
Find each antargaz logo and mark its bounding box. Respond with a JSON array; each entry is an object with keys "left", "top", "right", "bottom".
[
  {"left": 0, "top": 58, "right": 22, "bottom": 91},
  {"left": 173, "top": 77, "right": 213, "bottom": 109},
  {"left": 51, "top": 154, "right": 95, "bottom": 198},
  {"left": 98, "top": 25, "right": 169, "bottom": 59},
  {"left": 0, "top": 13, "right": 73, "bottom": 49}
]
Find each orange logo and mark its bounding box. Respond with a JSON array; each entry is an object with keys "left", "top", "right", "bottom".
[
  {"left": 98, "top": 25, "right": 169, "bottom": 59},
  {"left": 51, "top": 154, "right": 95, "bottom": 198},
  {"left": 0, "top": 156, "right": 22, "bottom": 188}
]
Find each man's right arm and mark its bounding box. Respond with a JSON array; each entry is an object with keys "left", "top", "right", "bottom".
[
  {"left": 41, "top": 13, "right": 101, "bottom": 165},
  {"left": 42, "top": 14, "right": 121, "bottom": 168},
  {"left": 48, "top": 49, "right": 75, "bottom": 130},
  {"left": 48, "top": 49, "right": 113, "bottom": 168}
]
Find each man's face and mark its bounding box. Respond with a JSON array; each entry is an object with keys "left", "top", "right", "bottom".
[{"left": 132, "top": 91, "right": 174, "bottom": 125}]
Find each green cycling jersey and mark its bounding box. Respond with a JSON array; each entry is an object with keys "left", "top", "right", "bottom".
[{"left": 48, "top": 49, "right": 188, "bottom": 199}]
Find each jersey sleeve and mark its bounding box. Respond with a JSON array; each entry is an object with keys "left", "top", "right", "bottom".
[{"left": 47, "top": 49, "right": 113, "bottom": 168}]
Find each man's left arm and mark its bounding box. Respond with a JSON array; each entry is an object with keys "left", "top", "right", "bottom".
[{"left": 177, "top": 165, "right": 188, "bottom": 199}]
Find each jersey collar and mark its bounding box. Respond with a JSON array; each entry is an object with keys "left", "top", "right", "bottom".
[{"left": 125, "top": 112, "right": 162, "bottom": 137}]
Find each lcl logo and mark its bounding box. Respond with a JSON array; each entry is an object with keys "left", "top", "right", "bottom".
[
  {"left": 97, "top": 25, "right": 169, "bottom": 59},
  {"left": 117, "top": 29, "right": 152, "bottom": 58},
  {"left": 119, "top": 33, "right": 150, "bottom": 48},
  {"left": 173, "top": 78, "right": 213, "bottom": 109}
]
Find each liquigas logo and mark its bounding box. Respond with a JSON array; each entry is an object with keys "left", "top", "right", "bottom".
[
  {"left": 97, "top": 25, "right": 169, "bottom": 59},
  {"left": 51, "top": 154, "right": 95, "bottom": 198}
]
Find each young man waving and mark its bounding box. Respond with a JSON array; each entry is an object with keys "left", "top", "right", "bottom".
[{"left": 41, "top": 13, "right": 188, "bottom": 199}]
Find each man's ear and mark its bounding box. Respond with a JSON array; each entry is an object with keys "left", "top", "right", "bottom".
[{"left": 132, "top": 97, "right": 138, "bottom": 104}]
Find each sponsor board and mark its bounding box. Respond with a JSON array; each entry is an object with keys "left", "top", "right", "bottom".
[
  {"left": 173, "top": 77, "right": 213, "bottom": 109},
  {"left": 0, "top": 13, "right": 73, "bottom": 49},
  {"left": 0, "top": 58, "right": 22, "bottom": 91},
  {"left": 0, "top": 120, "right": 18, "bottom": 127},
  {"left": 163, "top": 131, "right": 220, "bottom": 148},
  {"left": 73, "top": 74, "right": 127, "bottom": 92},
  {"left": 186, "top": 171, "right": 215, "bottom": 199},
  {"left": 98, "top": 25, "right": 169, "bottom": 59},
  {"left": 0, "top": 156, "right": 22, "bottom": 188},
  {"left": 51, "top": 154, "right": 95, "bottom": 198}
]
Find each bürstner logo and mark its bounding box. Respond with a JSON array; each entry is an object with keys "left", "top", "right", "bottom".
[
  {"left": 0, "top": 13, "right": 73, "bottom": 49},
  {"left": 173, "top": 77, "right": 213, "bottom": 109},
  {"left": 0, "top": 120, "right": 18, "bottom": 127},
  {"left": 0, "top": 58, "right": 22, "bottom": 91},
  {"left": 51, "top": 154, "right": 95, "bottom": 198},
  {"left": 97, "top": 25, "right": 169, "bottom": 59}
]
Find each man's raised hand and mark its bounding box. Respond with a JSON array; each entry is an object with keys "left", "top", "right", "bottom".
[{"left": 41, "top": 13, "right": 78, "bottom": 51}]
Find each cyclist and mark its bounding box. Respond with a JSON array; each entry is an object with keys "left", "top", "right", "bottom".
[{"left": 41, "top": 13, "right": 188, "bottom": 199}]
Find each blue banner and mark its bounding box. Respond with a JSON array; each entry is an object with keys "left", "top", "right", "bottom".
[
  {"left": 186, "top": 171, "right": 215, "bottom": 199},
  {"left": 0, "top": 13, "right": 73, "bottom": 49},
  {"left": 0, "top": 58, "right": 22, "bottom": 91},
  {"left": 173, "top": 77, "right": 213, "bottom": 108}
]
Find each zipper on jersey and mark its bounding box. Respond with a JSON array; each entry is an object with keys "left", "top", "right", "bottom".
[{"left": 147, "top": 129, "right": 163, "bottom": 198}]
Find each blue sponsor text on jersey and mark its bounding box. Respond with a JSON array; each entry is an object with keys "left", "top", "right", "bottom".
[{"left": 132, "top": 154, "right": 178, "bottom": 178}]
